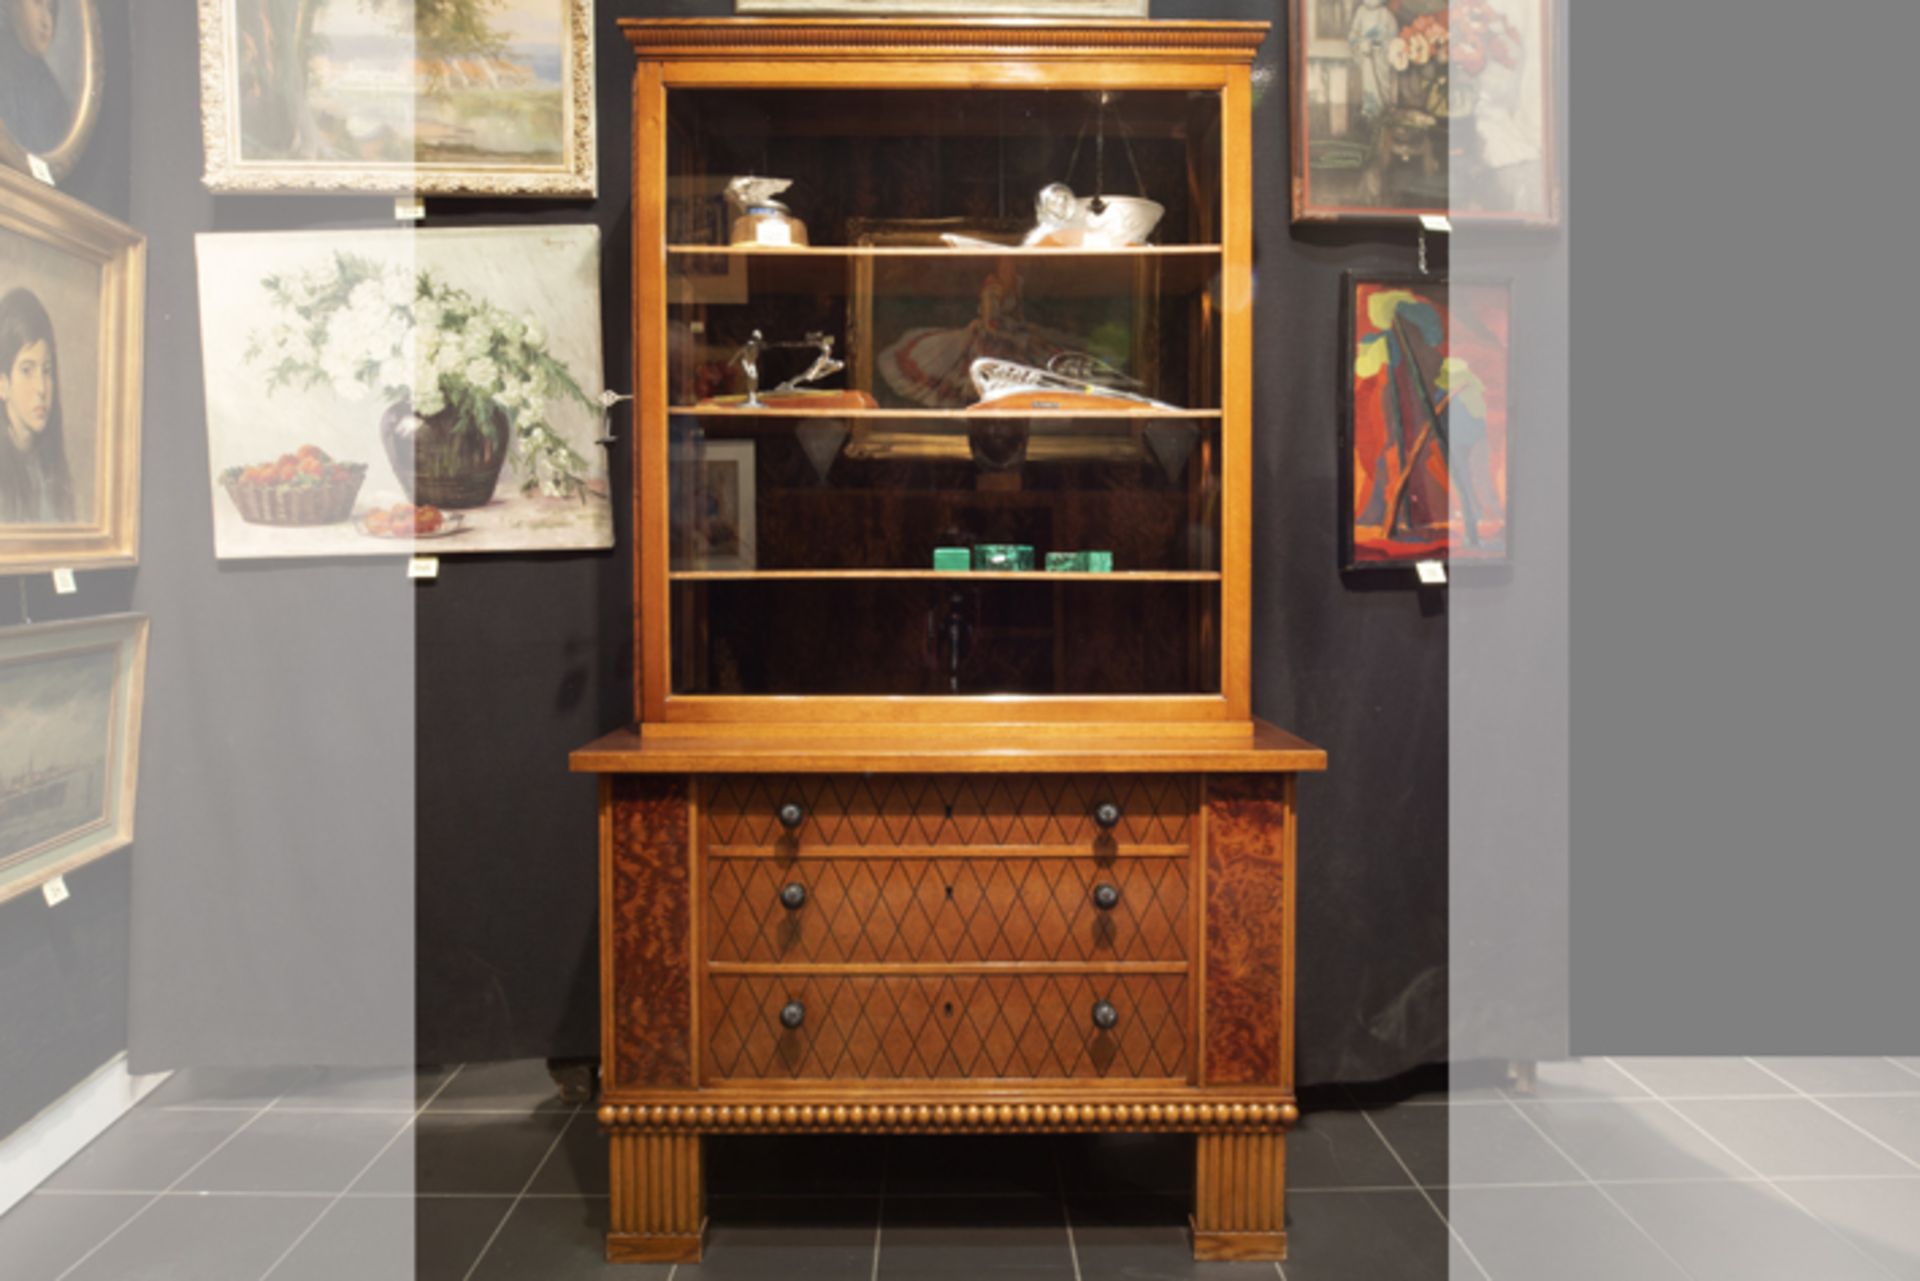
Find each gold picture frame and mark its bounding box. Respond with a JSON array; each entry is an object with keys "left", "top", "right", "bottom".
[
  {"left": 0, "top": 614, "right": 148, "bottom": 906},
  {"left": 198, "top": 0, "right": 598, "bottom": 198},
  {"left": 0, "top": 164, "right": 144, "bottom": 574}
]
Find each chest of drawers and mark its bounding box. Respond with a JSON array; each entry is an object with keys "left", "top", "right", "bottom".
[{"left": 578, "top": 732, "right": 1322, "bottom": 1264}]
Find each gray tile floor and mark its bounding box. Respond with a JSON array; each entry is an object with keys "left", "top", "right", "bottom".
[{"left": 4, "top": 1058, "right": 1918, "bottom": 1280}]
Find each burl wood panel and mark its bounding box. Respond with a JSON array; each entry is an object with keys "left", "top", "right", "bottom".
[
  {"left": 607, "top": 777, "right": 693, "bottom": 1090},
  {"left": 703, "top": 774, "right": 1194, "bottom": 850},
  {"left": 707, "top": 855, "right": 1189, "bottom": 964},
  {"left": 705, "top": 972, "right": 1189, "bottom": 1081},
  {"left": 1203, "top": 774, "right": 1292, "bottom": 1086}
]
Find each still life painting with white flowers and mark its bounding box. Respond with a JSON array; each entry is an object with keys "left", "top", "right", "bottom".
[{"left": 195, "top": 226, "right": 611, "bottom": 558}]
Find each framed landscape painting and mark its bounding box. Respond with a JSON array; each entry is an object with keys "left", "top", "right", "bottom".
[
  {"left": 0, "top": 165, "right": 144, "bottom": 576},
  {"left": 199, "top": 0, "right": 596, "bottom": 196},
  {"left": 1342, "top": 273, "right": 1510, "bottom": 570},
  {"left": 196, "top": 226, "right": 612, "bottom": 559},
  {"left": 0, "top": 614, "right": 147, "bottom": 906},
  {"left": 1292, "top": 0, "right": 1556, "bottom": 224}
]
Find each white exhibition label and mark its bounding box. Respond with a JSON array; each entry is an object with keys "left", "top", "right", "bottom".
[
  {"left": 1416, "top": 560, "right": 1449, "bottom": 586},
  {"left": 408, "top": 556, "right": 440, "bottom": 580},
  {"left": 42, "top": 875, "right": 70, "bottom": 907},
  {"left": 1418, "top": 214, "right": 1453, "bottom": 234},
  {"left": 52, "top": 568, "right": 77, "bottom": 594},
  {"left": 28, "top": 154, "right": 53, "bottom": 185},
  {"left": 394, "top": 196, "right": 426, "bottom": 221}
]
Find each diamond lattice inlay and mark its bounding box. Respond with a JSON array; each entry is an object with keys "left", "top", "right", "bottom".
[
  {"left": 704, "top": 973, "right": 1189, "bottom": 1081},
  {"left": 702, "top": 775, "right": 1194, "bottom": 850},
  {"left": 708, "top": 856, "right": 1188, "bottom": 964}
]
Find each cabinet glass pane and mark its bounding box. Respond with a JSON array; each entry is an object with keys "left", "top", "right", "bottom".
[
  {"left": 674, "top": 579, "right": 1220, "bottom": 697},
  {"left": 660, "top": 87, "right": 1225, "bottom": 700}
]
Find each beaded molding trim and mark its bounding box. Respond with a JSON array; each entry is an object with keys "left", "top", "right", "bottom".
[
  {"left": 599, "top": 1098, "right": 1300, "bottom": 1134},
  {"left": 621, "top": 20, "right": 1268, "bottom": 63}
]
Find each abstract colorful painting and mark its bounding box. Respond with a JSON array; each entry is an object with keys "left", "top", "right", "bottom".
[{"left": 1342, "top": 274, "right": 1510, "bottom": 570}]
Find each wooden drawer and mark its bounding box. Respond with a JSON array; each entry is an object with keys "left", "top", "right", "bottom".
[
  {"left": 703, "top": 972, "right": 1189, "bottom": 1081},
  {"left": 707, "top": 855, "right": 1189, "bottom": 964},
  {"left": 701, "top": 775, "right": 1195, "bottom": 853}
]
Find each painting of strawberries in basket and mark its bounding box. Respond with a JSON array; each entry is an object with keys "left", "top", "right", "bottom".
[{"left": 1342, "top": 275, "right": 1509, "bottom": 570}]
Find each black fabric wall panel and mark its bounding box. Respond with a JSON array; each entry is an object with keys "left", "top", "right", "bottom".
[
  {"left": 118, "top": 0, "right": 1445, "bottom": 1085},
  {"left": 0, "top": 854, "right": 130, "bottom": 1138}
]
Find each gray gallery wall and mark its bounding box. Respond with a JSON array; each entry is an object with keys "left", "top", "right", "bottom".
[{"left": 0, "top": 0, "right": 134, "bottom": 1142}]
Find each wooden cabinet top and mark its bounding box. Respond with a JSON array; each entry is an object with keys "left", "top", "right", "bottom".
[{"left": 571, "top": 719, "right": 1324, "bottom": 775}]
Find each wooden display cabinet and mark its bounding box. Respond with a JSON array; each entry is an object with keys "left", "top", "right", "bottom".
[{"left": 574, "top": 17, "right": 1325, "bottom": 1263}]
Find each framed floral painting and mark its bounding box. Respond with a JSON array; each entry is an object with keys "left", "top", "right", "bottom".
[
  {"left": 195, "top": 226, "right": 612, "bottom": 559},
  {"left": 1341, "top": 273, "right": 1510, "bottom": 570},
  {"left": 0, "top": 165, "right": 144, "bottom": 576},
  {"left": 0, "top": 614, "right": 147, "bottom": 906},
  {"left": 1292, "top": 0, "right": 1557, "bottom": 224},
  {"left": 199, "top": 0, "right": 596, "bottom": 197}
]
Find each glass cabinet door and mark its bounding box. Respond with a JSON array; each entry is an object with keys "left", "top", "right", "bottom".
[{"left": 660, "top": 88, "right": 1225, "bottom": 700}]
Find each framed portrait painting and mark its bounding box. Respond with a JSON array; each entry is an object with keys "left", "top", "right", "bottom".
[
  {"left": 196, "top": 226, "right": 612, "bottom": 559},
  {"left": 1292, "top": 0, "right": 1557, "bottom": 224},
  {"left": 199, "top": 0, "right": 597, "bottom": 197},
  {"left": 0, "top": 0, "right": 103, "bottom": 182},
  {"left": 0, "top": 614, "right": 147, "bottom": 906},
  {"left": 0, "top": 164, "right": 144, "bottom": 575},
  {"left": 1342, "top": 273, "right": 1510, "bottom": 570}
]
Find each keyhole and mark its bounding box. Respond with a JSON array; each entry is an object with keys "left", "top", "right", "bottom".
[
  {"left": 945, "top": 885, "right": 955, "bottom": 899},
  {"left": 944, "top": 802, "right": 954, "bottom": 820},
  {"left": 943, "top": 1001, "right": 955, "bottom": 1016}
]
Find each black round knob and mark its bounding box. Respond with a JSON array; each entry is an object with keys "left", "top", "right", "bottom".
[
  {"left": 1092, "top": 1000, "right": 1119, "bottom": 1031},
  {"left": 777, "top": 802, "right": 805, "bottom": 831},
  {"left": 779, "top": 882, "right": 807, "bottom": 910},
  {"left": 1093, "top": 802, "right": 1122, "bottom": 830},
  {"left": 780, "top": 1001, "right": 805, "bottom": 1030},
  {"left": 1092, "top": 883, "right": 1121, "bottom": 911}
]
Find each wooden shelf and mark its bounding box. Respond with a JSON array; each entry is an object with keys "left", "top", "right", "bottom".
[
  {"left": 668, "top": 244, "right": 1223, "bottom": 258},
  {"left": 669, "top": 406, "right": 1219, "bottom": 420},
  {"left": 670, "top": 570, "right": 1220, "bottom": 583},
  {"left": 669, "top": 242, "right": 1225, "bottom": 298}
]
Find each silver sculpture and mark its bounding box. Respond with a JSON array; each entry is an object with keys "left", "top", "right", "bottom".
[
  {"left": 968, "top": 355, "right": 1179, "bottom": 411},
  {"left": 729, "top": 331, "right": 845, "bottom": 408}
]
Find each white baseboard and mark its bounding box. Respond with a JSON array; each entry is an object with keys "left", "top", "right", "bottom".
[{"left": 0, "top": 1055, "right": 169, "bottom": 1216}]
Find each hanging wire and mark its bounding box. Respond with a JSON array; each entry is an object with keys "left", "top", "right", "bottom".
[{"left": 1063, "top": 92, "right": 1150, "bottom": 209}]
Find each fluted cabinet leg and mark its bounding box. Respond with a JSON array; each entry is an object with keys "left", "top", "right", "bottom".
[
  {"left": 1190, "top": 1131, "right": 1288, "bottom": 1260},
  {"left": 607, "top": 1131, "right": 706, "bottom": 1263}
]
